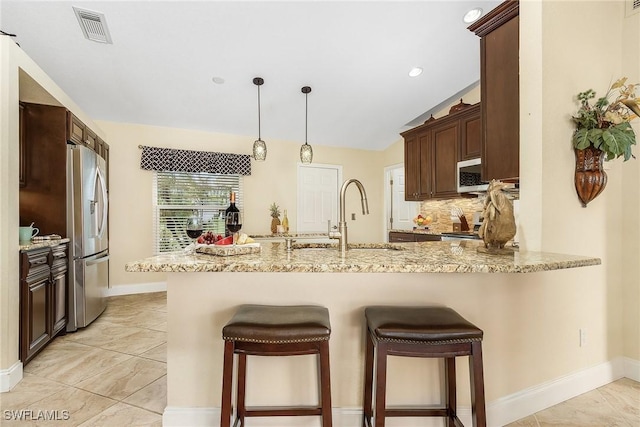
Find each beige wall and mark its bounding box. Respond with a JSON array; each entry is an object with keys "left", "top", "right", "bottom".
[
  {"left": 621, "top": 7, "right": 640, "bottom": 361},
  {"left": 533, "top": 0, "right": 632, "bottom": 363},
  {"left": 95, "top": 120, "right": 387, "bottom": 287},
  {"left": 520, "top": 0, "right": 639, "bottom": 363},
  {"left": 0, "top": 37, "right": 21, "bottom": 375}
]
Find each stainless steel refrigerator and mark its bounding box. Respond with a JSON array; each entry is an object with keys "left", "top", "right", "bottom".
[{"left": 66, "top": 144, "right": 109, "bottom": 332}]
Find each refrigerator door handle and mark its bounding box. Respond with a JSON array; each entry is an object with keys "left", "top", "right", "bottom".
[
  {"left": 85, "top": 255, "right": 110, "bottom": 266},
  {"left": 95, "top": 166, "right": 108, "bottom": 239}
]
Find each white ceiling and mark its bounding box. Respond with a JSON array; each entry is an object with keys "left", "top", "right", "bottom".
[{"left": 1, "top": 0, "right": 500, "bottom": 151}]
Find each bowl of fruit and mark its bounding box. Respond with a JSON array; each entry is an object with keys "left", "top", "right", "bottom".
[
  {"left": 413, "top": 214, "right": 433, "bottom": 229},
  {"left": 195, "top": 232, "right": 259, "bottom": 256},
  {"left": 197, "top": 231, "right": 229, "bottom": 245}
]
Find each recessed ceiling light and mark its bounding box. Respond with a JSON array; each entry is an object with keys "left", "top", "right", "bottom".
[
  {"left": 408, "top": 67, "right": 423, "bottom": 77},
  {"left": 212, "top": 76, "right": 225, "bottom": 84},
  {"left": 463, "top": 8, "right": 483, "bottom": 24}
]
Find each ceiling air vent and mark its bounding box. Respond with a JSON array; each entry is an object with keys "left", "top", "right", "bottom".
[
  {"left": 627, "top": 0, "right": 640, "bottom": 16},
  {"left": 73, "top": 7, "right": 112, "bottom": 44}
]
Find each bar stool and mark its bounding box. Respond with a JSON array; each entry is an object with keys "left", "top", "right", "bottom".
[
  {"left": 363, "top": 306, "right": 486, "bottom": 427},
  {"left": 220, "top": 304, "right": 332, "bottom": 427}
]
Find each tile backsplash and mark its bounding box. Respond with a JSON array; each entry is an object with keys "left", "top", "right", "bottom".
[{"left": 419, "top": 197, "right": 484, "bottom": 233}]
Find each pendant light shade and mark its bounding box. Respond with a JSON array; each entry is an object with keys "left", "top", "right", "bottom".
[
  {"left": 300, "top": 86, "right": 313, "bottom": 164},
  {"left": 252, "top": 77, "right": 267, "bottom": 161}
]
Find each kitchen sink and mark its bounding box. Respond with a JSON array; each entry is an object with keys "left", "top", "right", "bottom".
[{"left": 291, "top": 243, "right": 406, "bottom": 251}]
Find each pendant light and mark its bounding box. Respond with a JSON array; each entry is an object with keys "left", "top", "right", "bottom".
[
  {"left": 252, "top": 77, "right": 267, "bottom": 161},
  {"left": 300, "top": 86, "right": 313, "bottom": 164}
]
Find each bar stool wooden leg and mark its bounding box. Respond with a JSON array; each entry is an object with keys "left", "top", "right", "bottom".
[
  {"left": 318, "top": 340, "right": 333, "bottom": 427},
  {"left": 469, "top": 341, "right": 486, "bottom": 427},
  {"left": 374, "top": 341, "right": 388, "bottom": 427},
  {"left": 236, "top": 353, "right": 247, "bottom": 426},
  {"left": 362, "top": 329, "right": 374, "bottom": 427},
  {"left": 445, "top": 357, "right": 457, "bottom": 426},
  {"left": 220, "top": 340, "right": 235, "bottom": 427}
]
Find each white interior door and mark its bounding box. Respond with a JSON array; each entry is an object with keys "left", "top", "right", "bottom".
[
  {"left": 385, "top": 165, "right": 419, "bottom": 233},
  {"left": 297, "top": 164, "right": 341, "bottom": 233}
]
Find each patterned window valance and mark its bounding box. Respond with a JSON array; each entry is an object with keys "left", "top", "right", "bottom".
[{"left": 139, "top": 145, "right": 251, "bottom": 175}]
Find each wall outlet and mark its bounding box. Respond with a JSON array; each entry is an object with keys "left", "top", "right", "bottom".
[
  {"left": 351, "top": 213, "right": 356, "bottom": 220},
  {"left": 579, "top": 328, "right": 587, "bottom": 347}
]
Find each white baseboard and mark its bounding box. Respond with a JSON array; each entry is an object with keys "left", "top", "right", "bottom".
[
  {"left": 163, "top": 407, "right": 218, "bottom": 427},
  {"left": 487, "top": 357, "right": 625, "bottom": 426},
  {"left": 0, "top": 360, "right": 23, "bottom": 392},
  {"left": 162, "top": 357, "right": 637, "bottom": 427},
  {"left": 106, "top": 281, "right": 166, "bottom": 296},
  {"left": 624, "top": 356, "right": 640, "bottom": 382}
]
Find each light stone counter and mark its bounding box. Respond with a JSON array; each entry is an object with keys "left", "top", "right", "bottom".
[
  {"left": 125, "top": 240, "right": 600, "bottom": 274},
  {"left": 19, "top": 238, "right": 70, "bottom": 251}
]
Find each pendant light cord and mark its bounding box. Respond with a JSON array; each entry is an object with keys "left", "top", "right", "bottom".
[
  {"left": 257, "top": 85, "right": 261, "bottom": 140},
  {"left": 301, "top": 86, "right": 311, "bottom": 145}
]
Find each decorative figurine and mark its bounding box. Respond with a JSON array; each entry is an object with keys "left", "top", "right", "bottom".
[{"left": 478, "top": 180, "right": 517, "bottom": 253}]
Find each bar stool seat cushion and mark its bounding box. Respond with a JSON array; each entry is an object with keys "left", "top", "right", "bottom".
[
  {"left": 223, "top": 304, "right": 331, "bottom": 344},
  {"left": 365, "top": 306, "right": 483, "bottom": 343}
]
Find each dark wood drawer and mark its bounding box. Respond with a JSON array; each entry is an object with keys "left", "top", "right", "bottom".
[
  {"left": 389, "top": 232, "right": 415, "bottom": 242},
  {"left": 415, "top": 234, "right": 442, "bottom": 242},
  {"left": 389, "top": 232, "right": 442, "bottom": 242}
]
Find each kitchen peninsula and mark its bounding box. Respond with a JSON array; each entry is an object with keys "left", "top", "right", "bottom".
[{"left": 126, "top": 241, "right": 600, "bottom": 426}]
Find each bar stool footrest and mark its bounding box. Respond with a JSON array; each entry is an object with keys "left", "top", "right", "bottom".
[
  {"left": 245, "top": 405, "right": 323, "bottom": 417},
  {"left": 385, "top": 407, "right": 449, "bottom": 417}
]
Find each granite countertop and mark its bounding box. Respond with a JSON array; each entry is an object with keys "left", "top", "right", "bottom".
[
  {"left": 19, "top": 238, "right": 70, "bottom": 251},
  {"left": 125, "top": 240, "right": 600, "bottom": 274},
  {"left": 249, "top": 233, "right": 330, "bottom": 239}
]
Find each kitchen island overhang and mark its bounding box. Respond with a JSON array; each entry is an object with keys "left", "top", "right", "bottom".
[
  {"left": 126, "top": 242, "right": 602, "bottom": 427},
  {"left": 125, "top": 240, "right": 600, "bottom": 274}
]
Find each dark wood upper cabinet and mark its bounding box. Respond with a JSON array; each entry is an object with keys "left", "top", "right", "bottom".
[
  {"left": 67, "top": 112, "right": 85, "bottom": 146},
  {"left": 19, "top": 103, "right": 27, "bottom": 188},
  {"left": 469, "top": 0, "right": 519, "bottom": 181},
  {"left": 459, "top": 104, "right": 482, "bottom": 160},
  {"left": 20, "top": 104, "right": 109, "bottom": 235},
  {"left": 20, "top": 103, "right": 68, "bottom": 236},
  {"left": 402, "top": 102, "right": 480, "bottom": 201},
  {"left": 430, "top": 120, "right": 460, "bottom": 199},
  {"left": 403, "top": 126, "right": 434, "bottom": 200},
  {"left": 404, "top": 134, "right": 421, "bottom": 200},
  {"left": 85, "top": 127, "right": 97, "bottom": 151}
]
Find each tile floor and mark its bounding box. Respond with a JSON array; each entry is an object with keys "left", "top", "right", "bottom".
[
  {"left": 1, "top": 292, "right": 638, "bottom": 426},
  {"left": 1, "top": 292, "right": 167, "bottom": 426}
]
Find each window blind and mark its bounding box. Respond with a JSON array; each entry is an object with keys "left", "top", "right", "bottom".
[{"left": 153, "top": 171, "right": 243, "bottom": 253}]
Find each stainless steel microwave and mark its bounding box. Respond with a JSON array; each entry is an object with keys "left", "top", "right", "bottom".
[{"left": 457, "top": 158, "right": 488, "bottom": 193}]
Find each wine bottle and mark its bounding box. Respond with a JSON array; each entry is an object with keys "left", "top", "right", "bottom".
[
  {"left": 224, "top": 191, "right": 240, "bottom": 237},
  {"left": 282, "top": 209, "right": 289, "bottom": 233}
]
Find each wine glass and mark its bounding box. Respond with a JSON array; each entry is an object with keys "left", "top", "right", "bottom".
[
  {"left": 225, "top": 211, "right": 242, "bottom": 245},
  {"left": 185, "top": 214, "right": 204, "bottom": 252}
]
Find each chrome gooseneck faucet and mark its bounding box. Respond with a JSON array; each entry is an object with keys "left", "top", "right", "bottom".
[{"left": 329, "top": 179, "right": 369, "bottom": 255}]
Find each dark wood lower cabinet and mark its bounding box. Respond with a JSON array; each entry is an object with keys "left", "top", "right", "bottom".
[
  {"left": 389, "top": 231, "right": 442, "bottom": 242},
  {"left": 20, "top": 243, "right": 68, "bottom": 365},
  {"left": 50, "top": 244, "right": 68, "bottom": 335}
]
